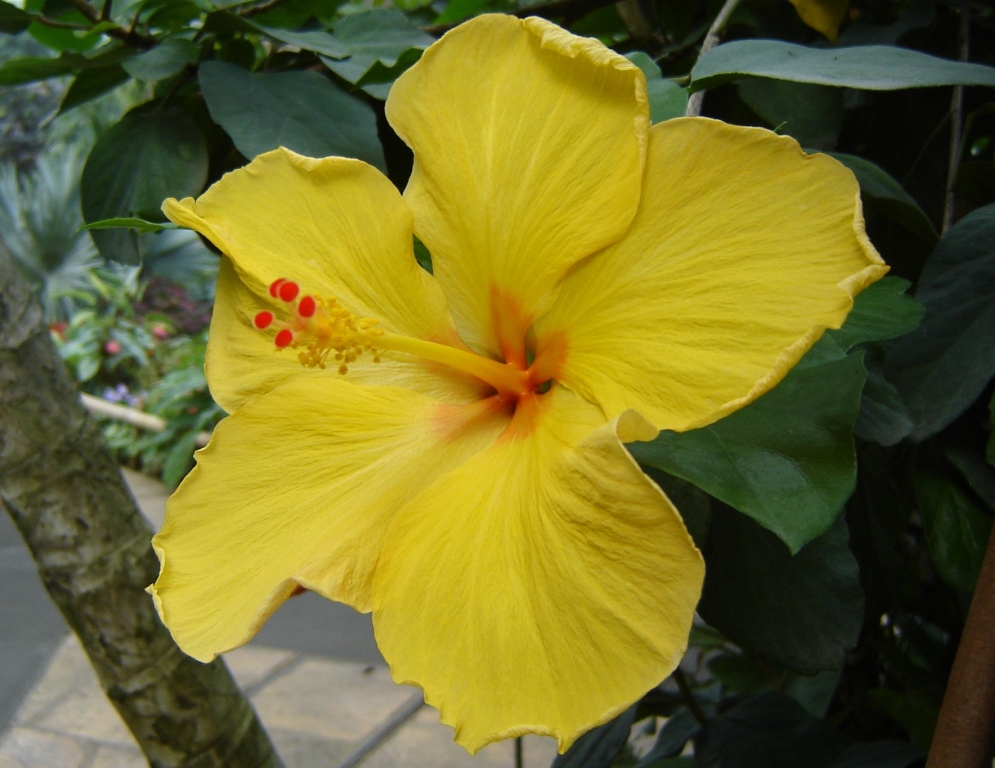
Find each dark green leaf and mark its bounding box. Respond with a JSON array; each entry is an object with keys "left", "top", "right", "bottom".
[
  {"left": 691, "top": 41, "right": 995, "bottom": 92},
  {"left": 854, "top": 359, "right": 914, "bottom": 446},
  {"left": 696, "top": 692, "right": 847, "bottom": 768},
  {"left": 914, "top": 471, "right": 992, "bottom": 591},
  {"left": 944, "top": 441, "right": 995, "bottom": 511},
  {"left": 826, "top": 277, "right": 923, "bottom": 351},
  {"left": 884, "top": 203, "right": 995, "bottom": 440},
  {"left": 246, "top": 21, "right": 348, "bottom": 59},
  {"left": 199, "top": 61, "right": 385, "bottom": 170},
  {"left": 631, "top": 354, "right": 865, "bottom": 553},
  {"left": 835, "top": 0, "right": 933, "bottom": 47},
  {"left": 81, "top": 217, "right": 179, "bottom": 234},
  {"left": 353, "top": 46, "right": 424, "bottom": 99},
  {"left": 831, "top": 740, "right": 924, "bottom": 768},
  {"left": 324, "top": 9, "right": 433, "bottom": 85},
  {"left": 708, "top": 653, "right": 779, "bottom": 694},
  {"left": 0, "top": 0, "right": 34, "bottom": 33},
  {"left": 81, "top": 109, "right": 207, "bottom": 263},
  {"left": 828, "top": 153, "right": 938, "bottom": 243},
  {"left": 58, "top": 64, "right": 129, "bottom": 113},
  {"left": 698, "top": 511, "right": 864, "bottom": 674},
  {"left": 782, "top": 669, "right": 841, "bottom": 717},
  {"left": 551, "top": 706, "right": 635, "bottom": 768},
  {"left": 637, "top": 709, "right": 700, "bottom": 765},
  {"left": 625, "top": 52, "right": 688, "bottom": 123},
  {"left": 739, "top": 79, "right": 842, "bottom": 149},
  {"left": 121, "top": 38, "right": 197, "bottom": 80}
]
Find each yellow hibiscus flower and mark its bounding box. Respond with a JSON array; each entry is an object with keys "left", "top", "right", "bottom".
[{"left": 148, "top": 14, "right": 885, "bottom": 754}]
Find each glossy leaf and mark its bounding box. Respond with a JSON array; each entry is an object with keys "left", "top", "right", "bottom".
[
  {"left": 884, "top": 203, "right": 995, "bottom": 440},
  {"left": 199, "top": 61, "right": 385, "bottom": 170},
  {"left": 698, "top": 510, "right": 864, "bottom": 674},
  {"left": 914, "top": 471, "right": 992, "bottom": 591},
  {"left": 121, "top": 38, "right": 198, "bottom": 81},
  {"left": 81, "top": 109, "right": 207, "bottom": 264},
  {"left": 828, "top": 153, "right": 938, "bottom": 243},
  {"left": 854, "top": 359, "right": 914, "bottom": 446},
  {"left": 691, "top": 40, "right": 995, "bottom": 91},
  {"left": 551, "top": 706, "right": 636, "bottom": 768},
  {"left": 631, "top": 354, "right": 865, "bottom": 553},
  {"left": 626, "top": 52, "right": 688, "bottom": 123}
]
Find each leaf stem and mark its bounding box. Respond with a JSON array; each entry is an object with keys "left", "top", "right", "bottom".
[
  {"left": 63, "top": 0, "right": 154, "bottom": 48},
  {"left": 514, "top": 736, "right": 523, "bottom": 768},
  {"left": 942, "top": 1, "right": 970, "bottom": 234},
  {"left": 672, "top": 668, "right": 708, "bottom": 725},
  {"left": 685, "top": 0, "right": 743, "bottom": 117},
  {"left": 925, "top": 520, "right": 995, "bottom": 768}
]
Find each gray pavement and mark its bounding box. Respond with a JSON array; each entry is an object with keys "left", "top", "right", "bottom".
[{"left": 0, "top": 468, "right": 560, "bottom": 767}]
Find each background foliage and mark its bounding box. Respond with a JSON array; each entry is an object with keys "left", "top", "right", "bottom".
[{"left": 1, "top": 0, "right": 993, "bottom": 764}]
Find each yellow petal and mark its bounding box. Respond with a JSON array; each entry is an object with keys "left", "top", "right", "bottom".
[
  {"left": 533, "top": 118, "right": 886, "bottom": 432},
  {"left": 163, "top": 148, "right": 469, "bottom": 396},
  {"left": 207, "top": 257, "right": 492, "bottom": 414},
  {"left": 372, "top": 386, "right": 703, "bottom": 753},
  {"left": 788, "top": 0, "right": 849, "bottom": 42},
  {"left": 149, "top": 377, "right": 509, "bottom": 663},
  {"left": 386, "top": 15, "right": 649, "bottom": 364}
]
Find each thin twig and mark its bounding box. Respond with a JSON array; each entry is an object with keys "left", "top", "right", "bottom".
[
  {"left": 925, "top": 522, "right": 995, "bottom": 768},
  {"left": 672, "top": 668, "right": 708, "bottom": 725},
  {"left": 685, "top": 0, "right": 743, "bottom": 117},
  {"left": 100, "top": 0, "right": 113, "bottom": 21},
  {"left": 515, "top": 736, "right": 523, "bottom": 768},
  {"left": 942, "top": 1, "right": 970, "bottom": 234},
  {"left": 62, "top": 0, "right": 155, "bottom": 48}
]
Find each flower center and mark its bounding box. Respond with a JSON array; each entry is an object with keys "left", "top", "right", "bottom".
[{"left": 255, "top": 278, "right": 539, "bottom": 400}]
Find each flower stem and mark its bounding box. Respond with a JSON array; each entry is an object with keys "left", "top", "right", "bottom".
[
  {"left": 685, "top": 0, "right": 744, "bottom": 117},
  {"left": 672, "top": 668, "right": 708, "bottom": 724}
]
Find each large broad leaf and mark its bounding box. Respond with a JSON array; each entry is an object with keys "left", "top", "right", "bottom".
[
  {"left": 698, "top": 509, "right": 864, "bottom": 674},
  {"left": 324, "top": 9, "right": 433, "bottom": 85},
  {"left": 121, "top": 38, "right": 198, "bottom": 81},
  {"left": 828, "top": 153, "right": 938, "bottom": 243},
  {"left": 913, "top": 470, "right": 992, "bottom": 592},
  {"left": 631, "top": 353, "right": 865, "bottom": 553},
  {"left": 199, "top": 61, "right": 385, "bottom": 170},
  {"left": 81, "top": 108, "right": 207, "bottom": 264},
  {"left": 696, "top": 693, "right": 847, "bottom": 768},
  {"left": 0, "top": 55, "right": 75, "bottom": 85},
  {"left": 691, "top": 40, "right": 995, "bottom": 91},
  {"left": 551, "top": 706, "right": 636, "bottom": 768},
  {"left": 884, "top": 203, "right": 995, "bottom": 440},
  {"left": 626, "top": 52, "right": 688, "bottom": 123}
]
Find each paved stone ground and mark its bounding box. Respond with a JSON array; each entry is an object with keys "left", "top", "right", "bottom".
[{"left": 0, "top": 469, "right": 559, "bottom": 768}]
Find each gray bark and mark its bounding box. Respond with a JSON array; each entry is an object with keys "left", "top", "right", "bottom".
[{"left": 0, "top": 248, "right": 283, "bottom": 767}]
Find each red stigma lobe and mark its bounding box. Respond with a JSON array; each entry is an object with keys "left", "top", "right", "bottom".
[
  {"left": 254, "top": 311, "right": 274, "bottom": 329},
  {"left": 298, "top": 295, "right": 316, "bottom": 318},
  {"left": 269, "top": 278, "right": 286, "bottom": 298},
  {"left": 279, "top": 281, "right": 300, "bottom": 302},
  {"left": 274, "top": 329, "right": 294, "bottom": 348}
]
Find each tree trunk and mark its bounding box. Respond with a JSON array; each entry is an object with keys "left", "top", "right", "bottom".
[{"left": 0, "top": 249, "right": 283, "bottom": 768}]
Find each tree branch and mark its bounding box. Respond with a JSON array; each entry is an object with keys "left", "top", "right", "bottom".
[
  {"left": 925, "top": 522, "right": 995, "bottom": 768},
  {"left": 62, "top": 0, "right": 155, "bottom": 48},
  {"left": 685, "top": 0, "right": 743, "bottom": 117}
]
